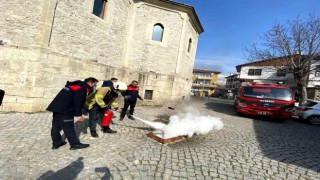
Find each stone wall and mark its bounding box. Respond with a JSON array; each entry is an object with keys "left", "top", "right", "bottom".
[
  {"left": 307, "top": 87, "right": 320, "bottom": 101},
  {"left": 0, "top": 0, "right": 200, "bottom": 112},
  {"left": 127, "top": 3, "right": 182, "bottom": 74},
  {"left": 0, "top": 46, "right": 106, "bottom": 112},
  {"left": 0, "top": 45, "right": 191, "bottom": 112},
  {"left": 0, "top": 0, "right": 43, "bottom": 46},
  {"left": 48, "top": 0, "right": 132, "bottom": 67},
  {"left": 176, "top": 19, "right": 199, "bottom": 78}
]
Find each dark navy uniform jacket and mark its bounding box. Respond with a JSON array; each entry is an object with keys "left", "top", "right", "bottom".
[
  {"left": 122, "top": 84, "right": 142, "bottom": 102},
  {"left": 47, "top": 81, "right": 90, "bottom": 116}
]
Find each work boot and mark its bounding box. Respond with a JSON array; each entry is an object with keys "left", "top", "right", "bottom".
[
  {"left": 52, "top": 141, "right": 67, "bottom": 149},
  {"left": 119, "top": 112, "right": 126, "bottom": 121},
  {"left": 102, "top": 126, "right": 117, "bottom": 133},
  {"left": 70, "top": 143, "right": 90, "bottom": 150},
  {"left": 82, "top": 128, "right": 88, "bottom": 134},
  {"left": 128, "top": 115, "right": 135, "bottom": 120},
  {"left": 90, "top": 130, "right": 99, "bottom": 138}
]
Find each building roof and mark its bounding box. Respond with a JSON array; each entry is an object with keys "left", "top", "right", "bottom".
[
  {"left": 225, "top": 74, "right": 239, "bottom": 78},
  {"left": 193, "top": 69, "right": 221, "bottom": 74},
  {"left": 236, "top": 54, "right": 320, "bottom": 72},
  {"left": 144, "top": 0, "right": 204, "bottom": 34}
]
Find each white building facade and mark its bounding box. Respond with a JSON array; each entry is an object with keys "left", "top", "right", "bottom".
[
  {"left": 308, "top": 61, "right": 320, "bottom": 87},
  {"left": 237, "top": 66, "right": 296, "bottom": 87},
  {"left": 225, "top": 74, "right": 241, "bottom": 90}
]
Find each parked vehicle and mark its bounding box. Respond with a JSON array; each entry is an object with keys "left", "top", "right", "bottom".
[
  {"left": 294, "top": 100, "right": 320, "bottom": 125},
  {"left": 210, "top": 89, "right": 227, "bottom": 98},
  {"left": 234, "top": 83, "right": 295, "bottom": 119}
]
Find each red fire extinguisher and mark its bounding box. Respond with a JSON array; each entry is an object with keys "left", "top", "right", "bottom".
[{"left": 101, "top": 110, "right": 113, "bottom": 126}]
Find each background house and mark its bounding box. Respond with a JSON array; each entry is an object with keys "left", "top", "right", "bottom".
[
  {"left": 225, "top": 73, "right": 240, "bottom": 91},
  {"left": 236, "top": 56, "right": 320, "bottom": 100},
  {"left": 308, "top": 63, "right": 320, "bottom": 87},
  {"left": 236, "top": 58, "right": 296, "bottom": 88},
  {"left": 192, "top": 69, "right": 220, "bottom": 96},
  {"left": 0, "top": 0, "right": 203, "bottom": 112}
]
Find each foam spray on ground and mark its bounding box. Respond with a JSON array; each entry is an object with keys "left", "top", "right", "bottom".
[{"left": 132, "top": 106, "right": 224, "bottom": 139}]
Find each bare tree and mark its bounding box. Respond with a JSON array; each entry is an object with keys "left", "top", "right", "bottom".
[{"left": 245, "top": 14, "right": 320, "bottom": 104}]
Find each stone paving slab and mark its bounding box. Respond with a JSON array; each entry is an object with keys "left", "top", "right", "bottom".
[{"left": 0, "top": 97, "right": 319, "bottom": 179}]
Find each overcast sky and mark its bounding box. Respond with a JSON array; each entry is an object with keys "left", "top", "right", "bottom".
[{"left": 177, "top": 0, "right": 320, "bottom": 75}]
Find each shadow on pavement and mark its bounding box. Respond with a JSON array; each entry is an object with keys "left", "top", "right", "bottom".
[
  {"left": 95, "top": 167, "right": 112, "bottom": 180},
  {"left": 205, "top": 98, "right": 320, "bottom": 171},
  {"left": 120, "top": 124, "right": 155, "bottom": 131},
  {"left": 204, "top": 99, "right": 238, "bottom": 117},
  {"left": 253, "top": 118, "right": 320, "bottom": 171},
  {"left": 37, "top": 157, "right": 84, "bottom": 180},
  {"left": 62, "top": 118, "right": 89, "bottom": 142}
]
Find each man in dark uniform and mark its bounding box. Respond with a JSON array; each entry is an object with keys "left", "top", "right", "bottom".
[
  {"left": 102, "top": 77, "right": 118, "bottom": 88},
  {"left": 47, "top": 77, "right": 98, "bottom": 150},
  {"left": 119, "top": 80, "right": 143, "bottom": 121}
]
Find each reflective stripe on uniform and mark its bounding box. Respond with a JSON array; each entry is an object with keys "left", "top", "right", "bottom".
[
  {"left": 111, "top": 101, "right": 118, "bottom": 108},
  {"left": 95, "top": 94, "right": 106, "bottom": 108}
]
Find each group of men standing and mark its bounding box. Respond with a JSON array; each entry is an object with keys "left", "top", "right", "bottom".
[{"left": 47, "top": 77, "right": 143, "bottom": 150}]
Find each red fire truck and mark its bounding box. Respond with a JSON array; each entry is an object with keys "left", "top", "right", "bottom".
[{"left": 234, "top": 83, "right": 295, "bottom": 119}]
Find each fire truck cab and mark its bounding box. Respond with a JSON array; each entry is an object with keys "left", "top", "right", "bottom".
[{"left": 234, "top": 83, "right": 295, "bottom": 119}]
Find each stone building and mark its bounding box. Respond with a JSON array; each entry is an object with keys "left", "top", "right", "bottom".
[{"left": 0, "top": 0, "right": 203, "bottom": 112}]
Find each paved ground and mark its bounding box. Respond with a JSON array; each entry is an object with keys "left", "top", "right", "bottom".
[{"left": 0, "top": 97, "right": 320, "bottom": 179}]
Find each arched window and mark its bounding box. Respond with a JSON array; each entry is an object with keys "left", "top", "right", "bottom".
[
  {"left": 152, "top": 24, "right": 164, "bottom": 42},
  {"left": 93, "top": 0, "right": 107, "bottom": 19},
  {"left": 188, "top": 38, "right": 192, "bottom": 52}
]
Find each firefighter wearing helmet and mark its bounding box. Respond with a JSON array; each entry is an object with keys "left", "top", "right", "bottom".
[{"left": 84, "top": 82, "right": 127, "bottom": 137}]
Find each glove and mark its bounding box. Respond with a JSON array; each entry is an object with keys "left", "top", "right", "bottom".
[
  {"left": 103, "top": 106, "right": 110, "bottom": 111},
  {"left": 114, "top": 107, "right": 122, "bottom": 112},
  {"left": 75, "top": 116, "right": 84, "bottom": 122}
]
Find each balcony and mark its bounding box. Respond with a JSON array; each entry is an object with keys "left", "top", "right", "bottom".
[
  {"left": 192, "top": 84, "right": 217, "bottom": 88},
  {"left": 195, "top": 76, "right": 212, "bottom": 80}
]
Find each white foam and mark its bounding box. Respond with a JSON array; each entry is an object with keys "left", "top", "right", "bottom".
[{"left": 134, "top": 107, "right": 224, "bottom": 139}]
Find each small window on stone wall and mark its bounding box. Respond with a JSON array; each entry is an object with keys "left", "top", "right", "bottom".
[
  {"left": 188, "top": 38, "right": 192, "bottom": 52},
  {"left": 152, "top": 24, "right": 164, "bottom": 42},
  {"left": 144, "top": 90, "right": 153, "bottom": 100},
  {"left": 93, "top": 0, "right": 107, "bottom": 19}
]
